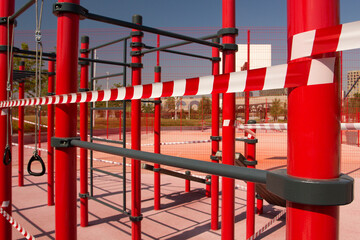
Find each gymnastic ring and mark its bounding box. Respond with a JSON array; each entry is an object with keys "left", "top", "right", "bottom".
[
  {"left": 3, "top": 145, "right": 11, "bottom": 166},
  {"left": 27, "top": 153, "right": 46, "bottom": 176}
]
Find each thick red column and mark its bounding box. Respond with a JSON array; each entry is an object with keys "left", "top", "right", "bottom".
[
  {"left": 287, "top": 1, "right": 340, "bottom": 239},
  {"left": 221, "top": 0, "right": 236, "bottom": 239},
  {"left": 18, "top": 61, "right": 25, "bottom": 187},
  {"left": 0, "top": 1, "right": 14, "bottom": 239},
  {"left": 245, "top": 121, "right": 256, "bottom": 239},
  {"left": 54, "top": 0, "right": 80, "bottom": 239},
  {"left": 131, "top": 14, "right": 143, "bottom": 240},
  {"left": 80, "top": 35, "right": 89, "bottom": 227},
  {"left": 154, "top": 34, "right": 161, "bottom": 210},
  {"left": 211, "top": 37, "right": 220, "bottom": 230},
  {"left": 47, "top": 59, "right": 55, "bottom": 206}
]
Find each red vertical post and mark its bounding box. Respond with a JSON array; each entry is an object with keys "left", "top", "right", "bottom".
[
  {"left": 245, "top": 120, "right": 256, "bottom": 239},
  {"left": 47, "top": 59, "right": 55, "bottom": 206},
  {"left": 154, "top": 34, "right": 161, "bottom": 210},
  {"left": 18, "top": 61, "right": 25, "bottom": 187},
  {"left": 131, "top": 15, "right": 143, "bottom": 240},
  {"left": 80, "top": 35, "right": 89, "bottom": 227},
  {"left": 185, "top": 171, "right": 191, "bottom": 192},
  {"left": 221, "top": 0, "right": 236, "bottom": 239},
  {"left": 106, "top": 110, "right": 109, "bottom": 139},
  {"left": 54, "top": 0, "right": 80, "bottom": 239},
  {"left": 205, "top": 175, "right": 211, "bottom": 197},
  {"left": 245, "top": 30, "right": 250, "bottom": 124},
  {"left": 0, "top": 1, "right": 14, "bottom": 239},
  {"left": 287, "top": 1, "right": 340, "bottom": 239},
  {"left": 119, "top": 110, "right": 122, "bottom": 140},
  {"left": 256, "top": 195, "right": 263, "bottom": 215},
  {"left": 211, "top": 37, "right": 220, "bottom": 230}
]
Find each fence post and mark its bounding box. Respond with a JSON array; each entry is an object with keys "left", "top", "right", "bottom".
[
  {"left": 54, "top": 0, "right": 80, "bottom": 239},
  {"left": 287, "top": 0, "right": 340, "bottom": 239},
  {"left": 211, "top": 37, "right": 220, "bottom": 230},
  {"left": 47, "top": 58, "right": 55, "bottom": 206},
  {"left": 131, "top": 14, "right": 143, "bottom": 240},
  {"left": 80, "top": 35, "right": 89, "bottom": 227},
  {"left": 221, "top": 0, "right": 237, "bottom": 239},
  {"left": 18, "top": 61, "right": 25, "bottom": 187}
]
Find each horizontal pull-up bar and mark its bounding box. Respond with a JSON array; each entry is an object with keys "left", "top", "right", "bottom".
[
  {"left": 88, "top": 35, "right": 131, "bottom": 52},
  {"left": 141, "top": 34, "right": 218, "bottom": 55},
  {"left": 143, "top": 45, "right": 213, "bottom": 61},
  {"left": 66, "top": 139, "right": 268, "bottom": 184},
  {"left": 9, "top": 0, "right": 35, "bottom": 22},
  {"left": 83, "top": 11, "right": 222, "bottom": 49},
  {"left": 92, "top": 72, "right": 124, "bottom": 81}
]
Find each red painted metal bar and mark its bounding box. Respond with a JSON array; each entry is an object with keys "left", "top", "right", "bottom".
[
  {"left": 54, "top": 0, "right": 80, "bottom": 239},
  {"left": 211, "top": 37, "right": 220, "bottom": 230},
  {"left": 205, "top": 175, "right": 211, "bottom": 197},
  {"left": 245, "top": 30, "right": 250, "bottom": 124},
  {"left": 47, "top": 59, "right": 55, "bottom": 206},
  {"left": 221, "top": 0, "right": 236, "bottom": 239},
  {"left": 256, "top": 195, "right": 263, "bottom": 215},
  {"left": 80, "top": 35, "right": 89, "bottom": 227},
  {"left": 185, "top": 171, "right": 190, "bottom": 192},
  {"left": 154, "top": 34, "right": 161, "bottom": 210},
  {"left": 18, "top": 61, "right": 25, "bottom": 187},
  {"left": 246, "top": 122, "right": 256, "bottom": 239},
  {"left": 131, "top": 14, "right": 143, "bottom": 240},
  {"left": 287, "top": 0, "right": 340, "bottom": 239},
  {"left": 0, "top": 1, "right": 14, "bottom": 239}
]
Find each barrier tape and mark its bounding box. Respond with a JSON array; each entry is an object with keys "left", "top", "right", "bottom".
[
  {"left": 238, "top": 123, "right": 360, "bottom": 131},
  {"left": 0, "top": 58, "right": 334, "bottom": 108},
  {"left": 0, "top": 202, "right": 36, "bottom": 240},
  {"left": 140, "top": 139, "right": 211, "bottom": 147},
  {"left": 291, "top": 20, "right": 360, "bottom": 60},
  {"left": 12, "top": 117, "right": 48, "bottom": 128},
  {"left": 247, "top": 209, "right": 286, "bottom": 240}
]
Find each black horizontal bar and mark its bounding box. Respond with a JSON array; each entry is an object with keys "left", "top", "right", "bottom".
[
  {"left": 92, "top": 72, "right": 124, "bottom": 81},
  {"left": 88, "top": 196, "right": 128, "bottom": 214},
  {"left": 91, "top": 107, "right": 123, "bottom": 110},
  {"left": 16, "top": 48, "right": 56, "bottom": 58},
  {"left": 91, "top": 168, "right": 124, "bottom": 179},
  {"left": 14, "top": 54, "right": 56, "bottom": 62},
  {"left": 143, "top": 164, "right": 206, "bottom": 184},
  {"left": 91, "top": 137, "right": 124, "bottom": 145},
  {"left": 86, "top": 12, "right": 222, "bottom": 49},
  {"left": 79, "top": 57, "right": 130, "bottom": 67},
  {"left": 9, "top": 0, "right": 35, "bottom": 21},
  {"left": 141, "top": 34, "right": 218, "bottom": 55},
  {"left": 70, "top": 140, "right": 267, "bottom": 184},
  {"left": 88, "top": 35, "right": 131, "bottom": 51},
  {"left": 143, "top": 45, "right": 212, "bottom": 61}
]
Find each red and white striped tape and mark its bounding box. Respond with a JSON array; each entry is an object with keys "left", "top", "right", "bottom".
[
  {"left": 0, "top": 58, "right": 334, "bottom": 108},
  {"left": 0, "top": 202, "right": 36, "bottom": 240},
  {"left": 291, "top": 20, "right": 360, "bottom": 60},
  {"left": 238, "top": 123, "right": 360, "bottom": 131},
  {"left": 12, "top": 117, "right": 48, "bottom": 128},
  {"left": 247, "top": 209, "right": 286, "bottom": 240},
  {"left": 140, "top": 139, "right": 211, "bottom": 147}
]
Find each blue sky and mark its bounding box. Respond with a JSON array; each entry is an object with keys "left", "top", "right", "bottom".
[{"left": 14, "top": 0, "right": 360, "bottom": 30}]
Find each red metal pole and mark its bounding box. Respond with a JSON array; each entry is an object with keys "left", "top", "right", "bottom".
[
  {"left": 245, "top": 121, "right": 256, "bottom": 239},
  {"left": 287, "top": 1, "right": 340, "bottom": 239},
  {"left": 205, "top": 175, "right": 211, "bottom": 197},
  {"left": 131, "top": 15, "right": 143, "bottom": 240},
  {"left": 0, "top": 1, "right": 14, "bottom": 239},
  {"left": 18, "top": 61, "right": 25, "bottom": 187},
  {"left": 211, "top": 37, "right": 220, "bottom": 230},
  {"left": 245, "top": 30, "right": 250, "bottom": 124},
  {"left": 185, "top": 171, "right": 191, "bottom": 192},
  {"left": 221, "top": 0, "right": 236, "bottom": 239},
  {"left": 119, "top": 110, "right": 122, "bottom": 140},
  {"left": 106, "top": 110, "right": 109, "bottom": 139},
  {"left": 154, "top": 34, "right": 161, "bottom": 210},
  {"left": 256, "top": 195, "right": 263, "bottom": 215},
  {"left": 80, "top": 35, "right": 89, "bottom": 227},
  {"left": 47, "top": 59, "right": 55, "bottom": 206},
  {"left": 54, "top": 0, "right": 80, "bottom": 239}
]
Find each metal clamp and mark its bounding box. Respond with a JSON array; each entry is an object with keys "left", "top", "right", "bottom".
[
  {"left": 79, "top": 192, "right": 89, "bottom": 198},
  {"left": 130, "top": 31, "right": 144, "bottom": 37},
  {"left": 53, "top": 2, "right": 88, "bottom": 20},
  {"left": 78, "top": 61, "right": 90, "bottom": 66},
  {"left": 129, "top": 63, "right": 143, "bottom": 68},
  {"left": 129, "top": 214, "right": 143, "bottom": 222},
  {"left": 153, "top": 168, "right": 161, "bottom": 172},
  {"left": 130, "top": 50, "right": 142, "bottom": 56},
  {"left": 255, "top": 194, "right": 263, "bottom": 200},
  {"left": 205, "top": 175, "right": 211, "bottom": 185},
  {"left": 235, "top": 138, "right": 258, "bottom": 144},
  {"left": 130, "top": 42, "right": 144, "bottom": 48},
  {"left": 154, "top": 66, "right": 161, "bottom": 73},
  {"left": 78, "top": 88, "right": 89, "bottom": 92},
  {"left": 47, "top": 92, "right": 55, "bottom": 96},
  {"left": 217, "top": 28, "right": 239, "bottom": 37},
  {"left": 51, "top": 137, "right": 80, "bottom": 148},
  {"left": 211, "top": 57, "right": 221, "bottom": 62},
  {"left": 80, "top": 49, "right": 89, "bottom": 53},
  {"left": 210, "top": 136, "right": 222, "bottom": 141},
  {"left": 243, "top": 159, "right": 258, "bottom": 166},
  {"left": 221, "top": 43, "right": 238, "bottom": 51},
  {"left": 266, "top": 169, "right": 354, "bottom": 206},
  {"left": 0, "top": 17, "right": 17, "bottom": 26},
  {"left": 47, "top": 72, "right": 56, "bottom": 76},
  {"left": 210, "top": 155, "right": 219, "bottom": 161}
]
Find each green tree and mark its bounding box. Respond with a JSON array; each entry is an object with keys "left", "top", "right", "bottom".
[
  {"left": 165, "top": 97, "right": 175, "bottom": 112},
  {"left": 270, "top": 98, "right": 283, "bottom": 122},
  {"left": 141, "top": 103, "right": 154, "bottom": 113},
  {"left": 199, "top": 97, "right": 212, "bottom": 115}
]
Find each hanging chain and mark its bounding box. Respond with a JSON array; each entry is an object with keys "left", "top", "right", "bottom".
[{"left": 33, "top": 0, "right": 44, "bottom": 156}]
